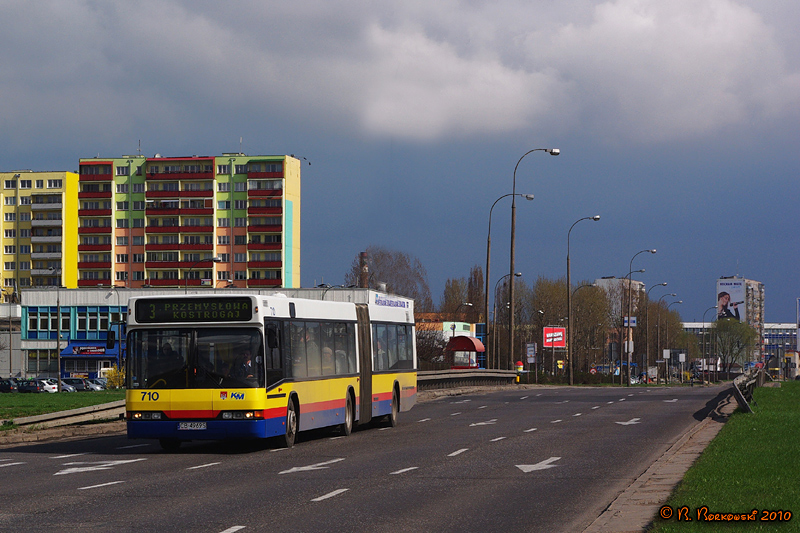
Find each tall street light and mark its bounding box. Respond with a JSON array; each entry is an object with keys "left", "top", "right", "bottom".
[
  {"left": 625, "top": 249, "right": 656, "bottom": 385},
  {"left": 702, "top": 305, "right": 717, "bottom": 381},
  {"left": 644, "top": 282, "right": 668, "bottom": 380},
  {"left": 494, "top": 272, "right": 522, "bottom": 370},
  {"left": 665, "top": 300, "right": 683, "bottom": 376},
  {"left": 509, "top": 148, "right": 559, "bottom": 370},
  {"left": 485, "top": 193, "right": 533, "bottom": 369},
  {"left": 185, "top": 256, "right": 222, "bottom": 293},
  {"left": 566, "top": 215, "right": 600, "bottom": 385},
  {"left": 619, "top": 268, "right": 644, "bottom": 385},
  {"left": 451, "top": 302, "right": 473, "bottom": 340},
  {"left": 47, "top": 267, "right": 63, "bottom": 391},
  {"left": 656, "top": 293, "right": 677, "bottom": 361}
]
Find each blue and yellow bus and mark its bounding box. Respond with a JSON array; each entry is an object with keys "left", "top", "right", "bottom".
[{"left": 123, "top": 291, "right": 416, "bottom": 450}]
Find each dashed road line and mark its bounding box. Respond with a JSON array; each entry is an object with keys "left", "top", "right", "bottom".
[
  {"left": 418, "top": 418, "right": 431, "bottom": 422},
  {"left": 311, "top": 489, "right": 349, "bottom": 502},
  {"left": 116, "top": 444, "right": 150, "bottom": 450},
  {"left": 0, "top": 462, "right": 26, "bottom": 468},
  {"left": 490, "top": 437, "right": 506, "bottom": 442},
  {"left": 78, "top": 481, "right": 125, "bottom": 490},
  {"left": 524, "top": 428, "right": 538, "bottom": 433},
  {"left": 448, "top": 448, "right": 469, "bottom": 457},
  {"left": 551, "top": 419, "right": 562, "bottom": 424},
  {"left": 187, "top": 462, "right": 221, "bottom": 470},
  {"left": 390, "top": 467, "right": 419, "bottom": 475}
]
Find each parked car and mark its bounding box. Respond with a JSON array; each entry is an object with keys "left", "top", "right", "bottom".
[
  {"left": 62, "top": 378, "right": 91, "bottom": 391},
  {"left": 59, "top": 380, "right": 77, "bottom": 392},
  {"left": 87, "top": 379, "right": 106, "bottom": 391},
  {"left": 40, "top": 379, "right": 58, "bottom": 393},
  {"left": 0, "top": 379, "right": 19, "bottom": 393},
  {"left": 18, "top": 380, "right": 44, "bottom": 393}
]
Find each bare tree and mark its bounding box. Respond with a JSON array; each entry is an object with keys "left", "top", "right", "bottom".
[
  {"left": 344, "top": 246, "right": 434, "bottom": 311},
  {"left": 714, "top": 318, "right": 758, "bottom": 373}
]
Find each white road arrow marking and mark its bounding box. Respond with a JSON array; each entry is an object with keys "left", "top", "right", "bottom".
[
  {"left": 311, "top": 489, "right": 348, "bottom": 501},
  {"left": 0, "top": 462, "right": 25, "bottom": 468},
  {"left": 469, "top": 419, "right": 497, "bottom": 427},
  {"left": 55, "top": 458, "right": 146, "bottom": 476},
  {"left": 615, "top": 418, "right": 641, "bottom": 426},
  {"left": 279, "top": 458, "right": 345, "bottom": 475},
  {"left": 516, "top": 457, "right": 561, "bottom": 473},
  {"left": 664, "top": 399, "right": 678, "bottom": 403}
]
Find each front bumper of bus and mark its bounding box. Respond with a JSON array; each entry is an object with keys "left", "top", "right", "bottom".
[{"left": 127, "top": 417, "right": 286, "bottom": 441}]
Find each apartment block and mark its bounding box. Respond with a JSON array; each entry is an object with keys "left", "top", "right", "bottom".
[
  {"left": 77, "top": 153, "right": 300, "bottom": 289},
  {"left": 1, "top": 170, "right": 79, "bottom": 301}
]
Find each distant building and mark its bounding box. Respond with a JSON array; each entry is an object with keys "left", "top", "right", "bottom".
[{"left": 715, "top": 276, "right": 765, "bottom": 357}]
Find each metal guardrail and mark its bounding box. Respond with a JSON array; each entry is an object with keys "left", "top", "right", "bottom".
[
  {"left": 3, "top": 400, "right": 125, "bottom": 429},
  {"left": 731, "top": 369, "right": 766, "bottom": 413},
  {"left": 418, "top": 369, "right": 518, "bottom": 390}
]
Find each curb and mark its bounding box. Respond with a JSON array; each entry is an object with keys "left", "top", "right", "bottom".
[
  {"left": 583, "top": 393, "right": 737, "bottom": 533},
  {"left": 0, "top": 420, "right": 127, "bottom": 448}
]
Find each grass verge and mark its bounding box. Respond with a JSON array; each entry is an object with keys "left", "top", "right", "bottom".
[
  {"left": 0, "top": 390, "right": 125, "bottom": 427},
  {"left": 651, "top": 381, "right": 800, "bottom": 531}
]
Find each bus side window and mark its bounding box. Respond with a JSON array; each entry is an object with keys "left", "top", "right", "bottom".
[
  {"left": 289, "top": 321, "right": 307, "bottom": 378},
  {"left": 265, "top": 321, "right": 283, "bottom": 386}
]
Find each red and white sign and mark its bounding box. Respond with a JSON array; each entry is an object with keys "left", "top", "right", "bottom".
[{"left": 543, "top": 327, "right": 566, "bottom": 348}]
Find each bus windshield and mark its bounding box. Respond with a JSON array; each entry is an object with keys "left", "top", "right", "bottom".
[{"left": 127, "top": 327, "right": 264, "bottom": 389}]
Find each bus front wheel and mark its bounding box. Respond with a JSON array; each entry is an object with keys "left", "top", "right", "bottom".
[
  {"left": 282, "top": 399, "right": 298, "bottom": 448},
  {"left": 387, "top": 390, "right": 399, "bottom": 428}
]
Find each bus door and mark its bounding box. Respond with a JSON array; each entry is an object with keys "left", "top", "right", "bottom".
[{"left": 355, "top": 304, "right": 372, "bottom": 425}]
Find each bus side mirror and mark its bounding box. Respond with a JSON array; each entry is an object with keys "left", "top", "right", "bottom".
[{"left": 106, "top": 330, "right": 116, "bottom": 349}]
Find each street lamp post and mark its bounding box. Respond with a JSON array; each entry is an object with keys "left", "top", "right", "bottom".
[
  {"left": 625, "top": 249, "right": 656, "bottom": 385},
  {"left": 567, "top": 215, "right": 600, "bottom": 385},
  {"left": 184, "top": 256, "right": 222, "bottom": 293},
  {"left": 494, "top": 272, "right": 521, "bottom": 370},
  {"left": 509, "top": 148, "right": 559, "bottom": 370},
  {"left": 619, "top": 268, "right": 644, "bottom": 385},
  {"left": 644, "top": 282, "right": 668, "bottom": 381},
  {"left": 485, "top": 193, "right": 533, "bottom": 369},
  {"left": 451, "top": 302, "right": 473, "bottom": 341},
  {"left": 665, "top": 300, "right": 683, "bottom": 378},
  {"left": 47, "top": 267, "right": 63, "bottom": 391},
  {"left": 702, "top": 305, "right": 717, "bottom": 382},
  {"left": 655, "top": 293, "right": 677, "bottom": 365}
]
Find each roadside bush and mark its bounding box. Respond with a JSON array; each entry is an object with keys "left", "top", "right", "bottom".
[{"left": 105, "top": 367, "right": 125, "bottom": 389}]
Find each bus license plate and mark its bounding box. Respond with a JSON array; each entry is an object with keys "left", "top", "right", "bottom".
[{"left": 178, "top": 422, "right": 207, "bottom": 430}]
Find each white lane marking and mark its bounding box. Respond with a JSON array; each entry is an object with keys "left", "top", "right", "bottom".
[
  {"left": 451, "top": 412, "right": 462, "bottom": 416},
  {"left": 524, "top": 428, "right": 538, "bottom": 433},
  {"left": 116, "top": 444, "right": 150, "bottom": 450},
  {"left": 490, "top": 437, "right": 506, "bottom": 442},
  {"left": 418, "top": 418, "right": 431, "bottom": 422},
  {"left": 536, "top": 393, "right": 542, "bottom": 396},
  {"left": 520, "top": 396, "right": 529, "bottom": 400},
  {"left": 573, "top": 413, "right": 582, "bottom": 417},
  {"left": 607, "top": 401, "right": 614, "bottom": 404},
  {"left": 451, "top": 399, "right": 472, "bottom": 404},
  {"left": 378, "top": 427, "right": 392, "bottom": 431},
  {"left": 390, "top": 467, "right": 419, "bottom": 475},
  {"left": 517, "top": 457, "right": 561, "bottom": 473},
  {"left": 219, "top": 527, "right": 246, "bottom": 533},
  {"left": 78, "top": 481, "right": 125, "bottom": 490},
  {"left": 469, "top": 419, "right": 497, "bottom": 427},
  {"left": 555, "top": 400, "right": 570, "bottom": 404},
  {"left": 280, "top": 458, "right": 345, "bottom": 475},
  {"left": 618, "top": 398, "right": 626, "bottom": 402},
  {"left": 478, "top": 405, "right": 488, "bottom": 410},
  {"left": 55, "top": 458, "right": 146, "bottom": 476},
  {"left": 628, "top": 394, "right": 634, "bottom": 397},
  {"left": 0, "top": 462, "right": 26, "bottom": 468},
  {"left": 270, "top": 448, "right": 288, "bottom": 452},
  {"left": 664, "top": 399, "right": 678, "bottom": 403},
  {"left": 551, "top": 419, "right": 562, "bottom": 424},
  {"left": 187, "top": 462, "right": 221, "bottom": 470},
  {"left": 592, "top": 406, "right": 600, "bottom": 410},
  {"left": 448, "top": 448, "right": 468, "bottom": 457},
  {"left": 615, "top": 418, "right": 641, "bottom": 426},
  {"left": 50, "top": 453, "right": 89, "bottom": 459},
  {"left": 329, "top": 436, "right": 345, "bottom": 440},
  {"left": 312, "top": 489, "right": 349, "bottom": 502}
]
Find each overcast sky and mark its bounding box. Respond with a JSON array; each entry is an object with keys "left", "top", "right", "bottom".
[{"left": 2, "top": 0, "right": 798, "bottom": 322}]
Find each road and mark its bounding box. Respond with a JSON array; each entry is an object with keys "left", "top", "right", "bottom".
[{"left": 0, "top": 384, "right": 727, "bottom": 532}]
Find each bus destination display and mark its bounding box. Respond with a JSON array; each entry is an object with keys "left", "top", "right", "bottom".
[{"left": 135, "top": 297, "right": 253, "bottom": 323}]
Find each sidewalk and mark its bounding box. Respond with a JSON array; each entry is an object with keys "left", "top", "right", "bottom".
[{"left": 583, "top": 392, "right": 737, "bottom": 532}]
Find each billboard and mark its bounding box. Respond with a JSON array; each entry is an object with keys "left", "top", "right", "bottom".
[
  {"left": 716, "top": 279, "right": 745, "bottom": 322},
  {"left": 543, "top": 327, "right": 566, "bottom": 348}
]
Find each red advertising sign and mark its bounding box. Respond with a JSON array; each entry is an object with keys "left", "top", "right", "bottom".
[{"left": 543, "top": 327, "right": 566, "bottom": 348}]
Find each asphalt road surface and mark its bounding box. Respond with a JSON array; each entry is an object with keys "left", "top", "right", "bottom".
[{"left": 0, "top": 384, "right": 727, "bottom": 532}]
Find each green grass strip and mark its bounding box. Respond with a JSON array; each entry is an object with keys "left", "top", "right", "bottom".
[
  {"left": 0, "top": 390, "right": 125, "bottom": 423},
  {"left": 652, "top": 381, "right": 800, "bottom": 531}
]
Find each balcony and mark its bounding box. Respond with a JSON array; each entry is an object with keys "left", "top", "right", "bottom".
[
  {"left": 143, "top": 279, "right": 182, "bottom": 287},
  {"left": 31, "top": 236, "right": 62, "bottom": 244},
  {"left": 247, "top": 261, "right": 281, "bottom": 269},
  {"left": 78, "top": 279, "right": 113, "bottom": 287},
  {"left": 145, "top": 262, "right": 183, "bottom": 269},
  {"left": 78, "top": 243, "right": 112, "bottom": 252},
  {"left": 31, "top": 252, "right": 62, "bottom": 260},
  {"left": 31, "top": 219, "right": 63, "bottom": 227},
  {"left": 31, "top": 203, "right": 63, "bottom": 211},
  {"left": 180, "top": 189, "right": 213, "bottom": 198},
  {"left": 78, "top": 190, "right": 112, "bottom": 198},
  {"left": 78, "top": 226, "right": 112, "bottom": 234},
  {"left": 183, "top": 279, "right": 214, "bottom": 288},
  {"left": 247, "top": 225, "right": 282, "bottom": 233},
  {"left": 178, "top": 225, "right": 214, "bottom": 233},
  {"left": 247, "top": 279, "right": 282, "bottom": 287},
  {"left": 247, "top": 189, "right": 282, "bottom": 198},
  {"left": 145, "top": 226, "right": 181, "bottom": 233},
  {"left": 180, "top": 208, "right": 214, "bottom": 216},
  {"left": 247, "top": 171, "right": 283, "bottom": 179},
  {"left": 147, "top": 170, "right": 214, "bottom": 181},
  {"left": 78, "top": 209, "right": 112, "bottom": 217},
  {"left": 78, "top": 262, "right": 112, "bottom": 269},
  {"left": 247, "top": 242, "right": 282, "bottom": 251},
  {"left": 247, "top": 207, "right": 282, "bottom": 215},
  {"left": 31, "top": 269, "right": 60, "bottom": 276}
]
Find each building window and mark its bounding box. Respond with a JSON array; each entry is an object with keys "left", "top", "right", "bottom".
[
  {"left": 132, "top": 183, "right": 145, "bottom": 193},
  {"left": 132, "top": 218, "right": 144, "bottom": 228},
  {"left": 19, "top": 180, "right": 31, "bottom": 189},
  {"left": 234, "top": 182, "right": 246, "bottom": 192},
  {"left": 35, "top": 180, "right": 43, "bottom": 188},
  {"left": 133, "top": 254, "right": 144, "bottom": 263},
  {"left": 116, "top": 201, "right": 129, "bottom": 211},
  {"left": 116, "top": 237, "right": 128, "bottom": 246},
  {"left": 47, "top": 180, "right": 62, "bottom": 188},
  {"left": 234, "top": 165, "right": 247, "bottom": 174},
  {"left": 19, "top": 245, "right": 30, "bottom": 254},
  {"left": 116, "top": 271, "right": 128, "bottom": 281},
  {"left": 217, "top": 165, "right": 230, "bottom": 174},
  {"left": 132, "top": 271, "right": 145, "bottom": 280},
  {"left": 234, "top": 218, "right": 247, "bottom": 227},
  {"left": 133, "top": 201, "right": 145, "bottom": 210},
  {"left": 234, "top": 235, "right": 247, "bottom": 245},
  {"left": 218, "top": 201, "right": 230, "bottom": 209},
  {"left": 217, "top": 182, "right": 230, "bottom": 192},
  {"left": 219, "top": 254, "right": 230, "bottom": 262},
  {"left": 116, "top": 166, "right": 129, "bottom": 176},
  {"left": 116, "top": 219, "right": 129, "bottom": 228},
  {"left": 234, "top": 271, "right": 247, "bottom": 280},
  {"left": 4, "top": 262, "right": 15, "bottom": 270},
  {"left": 116, "top": 254, "right": 129, "bottom": 263},
  {"left": 217, "top": 271, "right": 231, "bottom": 280},
  {"left": 217, "top": 218, "right": 230, "bottom": 227},
  {"left": 19, "top": 213, "right": 30, "bottom": 222},
  {"left": 132, "top": 236, "right": 144, "bottom": 245},
  {"left": 217, "top": 236, "right": 230, "bottom": 245},
  {"left": 4, "top": 196, "right": 16, "bottom": 205},
  {"left": 234, "top": 200, "right": 246, "bottom": 209},
  {"left": 20, "top": 196, "right": 30, "bottom": 205},
  {"left": 4, "top": 180, "right": 16, "bottom": 189},
  {"left": 4, "top": 246, "right": 16, "bottom": 254},
  {"left": 116, "top": 184, "right": 129, "bottom": 194},
  {"left": 4, "top": 230, "right": 15, "bottom": 238},
  {"left": 234, "top": 253, "right": 246, "bottom": 263}
]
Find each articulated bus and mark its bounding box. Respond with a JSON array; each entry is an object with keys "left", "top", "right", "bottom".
[{"left": 123, "top": 291, "right": 416, "bottom": 450}]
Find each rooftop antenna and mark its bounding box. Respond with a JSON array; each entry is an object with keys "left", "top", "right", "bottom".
[
  {"left": 239, "top": 137, "right": 243, "bottom": 154},
  {"left": 138, "top": 140, "right": 141, "bottom": 156}
]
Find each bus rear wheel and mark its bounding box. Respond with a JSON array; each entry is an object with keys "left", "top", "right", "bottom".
[
  {"left": 339, "top": 393, "right": 353, "bottom": 436},
  {"left": 282, "top": 399, "right": 298, "bottom": 448},
  {"left": 386, "top": 390, "right": 399, "bottom": 428}
]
